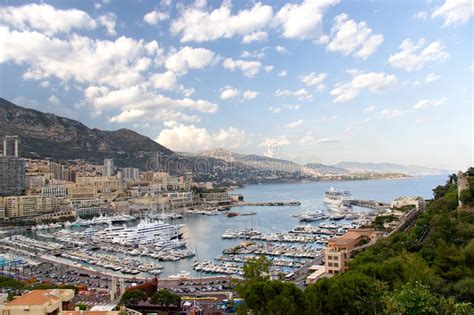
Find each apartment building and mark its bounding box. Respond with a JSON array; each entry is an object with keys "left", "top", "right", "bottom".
[{"left": 0, "top": 289, "right": 75, "bottom": 315}]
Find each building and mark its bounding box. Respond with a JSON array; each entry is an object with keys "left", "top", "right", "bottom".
[
  {"left": 3, "top": 195, "right": 55, "bottom": 218},
  {"left": 75, "top": 176, "right": 125, "bottom": 193},
  {"left": 391, "top": 196, "right": 425, "bottom": 212},
  {"left": 306, "top": 265, "right": 327, "bottom": 284},
  {"left": 104, "top": 159, "right": 114, "bottom": 177},
  {"left": 0, "top": 157, "right": 25, "bottom": 196},
  {"left": 42, "top": 185, "right": 68, "bottom": 198},
  {"left": 49, "top": 162, "right": 70, "bottom": 182},
  {"left": 324, "top": 229, "right": 382, "bottom": 274},
  {"left": 2, "top": 135, "right": 19, "bottom": 157},
  {"left": 122, "top": 167, "right": 139, "bottom": 180},
  {"left": 0, "top": 289, "right": 75, "bottom": 315}
]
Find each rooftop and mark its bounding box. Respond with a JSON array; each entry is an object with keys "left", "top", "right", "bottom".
[{"left": 6, "top": 289, "right": 74, "bottom": 306}]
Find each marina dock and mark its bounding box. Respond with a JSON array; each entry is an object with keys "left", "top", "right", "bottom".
[{"left": 234, "top": 200, "right": 301, "bottom": 207}]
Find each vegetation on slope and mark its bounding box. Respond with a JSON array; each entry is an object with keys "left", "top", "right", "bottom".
[{"left": 236, "top": 169, "right": 474, "bottom": 314}]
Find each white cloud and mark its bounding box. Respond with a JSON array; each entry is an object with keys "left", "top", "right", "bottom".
[
  {"left": 300, "top": 72, "right": 327, "bottom": 91},
  {"left": 165, "top": 46, "right": 216, "bottom": 74},
  {"left": 111, "top": 108, "right": 200, "bottom": 123},
  {"left": 298, "top": 132, "right": 314, "bottom": 144},
  {"left": 285, "top": 119, "right": 303, "bottom": 129},
  {"left": 285, "top": 104, "right": 301, "bottom": 110},
  {"left": 143, "top": 10, "right": 169, "bottom": 25},
  {"left": 149, "top": 70, "right": 193, "bottom": 95},
  {"left": 260, "top": 137, "right": 290, "bottom": 157},
  {"left": 242, "top": 31, "right": 268, "bottom": 43},
  {"left": 220, "top": 86, "right": 240, "bottom": 100},
  {"left": 0, "top": 27, "right": 161, "bottom": 89},
  {"left": 388, "top": 38, "right": 449, "bottom": 71},
  {"left": 264, "top": 65, "right": 274, "bottom": 72},
  {"left": 324, "top": 13, "right": 384, "bottom": 59},
  {"left": 156, "top": 124, "right": 246, "bottom": 151},
  {"left": 278, "top": 70, "right": 287, "bottom": 77},
  {"left": 432, "top": 0, "right": 474, "bottom": 27},
  {"left": 330, "top": 70, "right": 399, "bottom": 103},
  {"left": 268, "top": 106, "right": 281, "bottom": 113},
  {"left": 363, "top": 106, "right": 376, "bottom": 113},
  {"left": 276, "top": 88, "right": 312, "bottom": 100},
  {"left": 414, "top": 97, "right": 447, "bottom": 109},
  {"left": 424, "top": 73, "right": 440, "bottom": 83},
  {"left": 413, "top": 11, "right": 429, "bottom": 21},
  {"left": 222, "top": 58, "right": 263, "bottom": 77},
  {"left": 378, "top": 108, "right": 408, "bottom": 119},
  {"left": 274, "top": 45, "right": 289, "bottom": 54},
  {"left": 48, "top": 94, "right": 60, "bottom": 106},
  {"left": 243, "top": 90, "right": 259, "bottom": 100},
  {"left": 40, "top": 81, "right": 50, "bottom": 88},
  {"left": 240, "top": 48, "right": 266, "bottom": 59},
  {"left": 0, "top": 3, "right": 98, "bottom": 36},
  {"left": 272, "top": 0, "right": 339, "bottom": 39},
  {"left": 97, "top": 13, "right": 117, "bottom": 36},
  {"left": 170, "top": 2, "right": 273, "bottom": 42}
]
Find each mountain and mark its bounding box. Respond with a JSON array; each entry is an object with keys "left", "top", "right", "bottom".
[
  {"left": 0, "top": 98, "right": 173, "bottom": 168},
  {"left": 334, "top": 161, "right": 449, "bottom": 176},
  {"left": 305, "top": 162, "right": 348, "bottom": 175},
  {"left": 195, "top": 148, "right": 317, "bottom": 176}
]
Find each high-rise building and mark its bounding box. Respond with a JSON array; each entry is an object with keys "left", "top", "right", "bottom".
[
  {"left": 2, "top": 135, "right": 19, "bottom": 157},
  {"left": 122, "top": 167, "right": 139, "bottom": 180},
  {"left": 0, "top": 135, "right": 24, "bottom": 196},
  {"left": 49, "top": 161, "right": 70, "bottom": 181},
  {"left": 0, "top": 157, "right": 25, "bottom": 196},
  {"left": 104, "top": 158, "right": 115, "bottom": 176}
]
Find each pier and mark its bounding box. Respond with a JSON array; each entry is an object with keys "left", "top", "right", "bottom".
[
  {"left": 345, "top": 199, "right": 390, "bottom": 211},
  {"left": 234, "top": 200, "right": 301, "bottom": 207}
]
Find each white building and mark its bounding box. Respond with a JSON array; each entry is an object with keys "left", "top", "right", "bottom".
[{"left": 104, "top": 159, "right": 115, "bottom": 177}]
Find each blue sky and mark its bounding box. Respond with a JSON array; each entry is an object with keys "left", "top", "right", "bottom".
[{"left": 0, "top": 0, "right": 472, "bottom": 170}]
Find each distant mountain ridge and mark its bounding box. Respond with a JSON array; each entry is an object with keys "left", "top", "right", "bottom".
[
  {"left": 0, "top": 97, "right": 173, "bottom": 168},
  {"left": 334, "top": 161, "right": 449, "bottom": 176}
]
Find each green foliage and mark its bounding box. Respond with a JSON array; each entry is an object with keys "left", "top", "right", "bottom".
[
  {"left": 149, "top": 289, "right": 181, "bottom": 306},
  {"left": 385, "top": 282, "right": 439, "bottom": 314},
  {"left": 242, "top": 255, "right": 271, "bottom": 284},
  {"left": 459, "top": 189, "right": 473, "bottom": 205},
  {"left": 238, "top": 280, "right": 306, "bottom": 315},
  {"left": 121, "top": 290, "right": 146, "bottom": 306},
  {"left": 75, "top": 303, "right": 87, "bottom": 310},
  {"left": 0, "top": 276, "right": 24, "bottom": 289}
]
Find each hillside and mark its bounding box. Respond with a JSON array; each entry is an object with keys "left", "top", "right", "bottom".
[
  {"left": 196, "top": 148, "right": 317, "bottom": 175},
  {"left": 235, "top": 169, "right": 474, "bottom": 314},
  {"left": 335, "top": 161, "right": 449, "bottom": 176},
  {"left": 0, "top": 98, "right": 173, "bottom": 168}
]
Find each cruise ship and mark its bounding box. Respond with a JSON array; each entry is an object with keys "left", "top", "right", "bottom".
[
  {"left": 324, "top": 188, "right": 352, "bottom": 211},
  {"left": 110, "top": 220, "right": 183, "bottom": 246}
]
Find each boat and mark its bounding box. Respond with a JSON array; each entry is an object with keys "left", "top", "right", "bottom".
[
  {"left": 227, "top": 212, "right": 238, "bottom": 217},
  {"left": 110, "top": 220, "right": 183, "bottom": 246},
  {"left": 296, "top": 211, "right": 328, "bottom": 222},
  {"left": 168, "top": 271, "right": 192, "bottom": 280},
  {"left": 329, "top": 214, "right": 346, "bottom": 221},
  {"left": 324, "top": 188, "right": 352, "bottom": 211}
]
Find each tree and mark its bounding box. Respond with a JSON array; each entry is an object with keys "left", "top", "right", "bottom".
[
  {"left": 75, "top": 303, "right": 87, "bottom": 310},
  {"left": 242, "top": 255, "right": 271, "bottom": 284},
  {"left": 385, "top": 282, "right": 438, "bottom": 314},
  {"left": 121, "top": 290, "right": 146, "bottom": 306},
  {"left": 239, "top": 280, "right": 306, "bottom": 315},
  {"left": 150, "top": 289, "right": 181, "bottom": 306}
]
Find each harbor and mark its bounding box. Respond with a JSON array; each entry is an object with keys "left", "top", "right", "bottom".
[{"left": 1, "top": 176, "right": 444, "bottom": 280}]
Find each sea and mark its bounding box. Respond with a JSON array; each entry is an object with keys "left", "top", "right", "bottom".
[{"left": 160, "top": 174, "right": 447, "bottom": 277}]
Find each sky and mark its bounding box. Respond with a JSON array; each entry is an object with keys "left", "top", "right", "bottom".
[{"left": 0, "top": 0, "right": 472, "bottom": 170}]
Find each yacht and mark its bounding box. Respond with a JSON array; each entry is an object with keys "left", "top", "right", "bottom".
[
  {"left": 111, "top": 220, "right": 183, "bottom": 246},
  {"left": 324, "top": 188, "right": 352, "bottom": 211},
  {"left": 296, "top": 211, "right": 328, "bottom": 222}
]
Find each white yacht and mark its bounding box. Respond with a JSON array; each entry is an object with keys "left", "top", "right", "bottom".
[
  {"left": 296, "top": 211, "right": 328, "bottom": 222},
  {"left": 111, "top": 220, "right": 183, "bottom": 246},
  {"left": 324, "top": 188, "right": 352, "bottom": 211}
]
